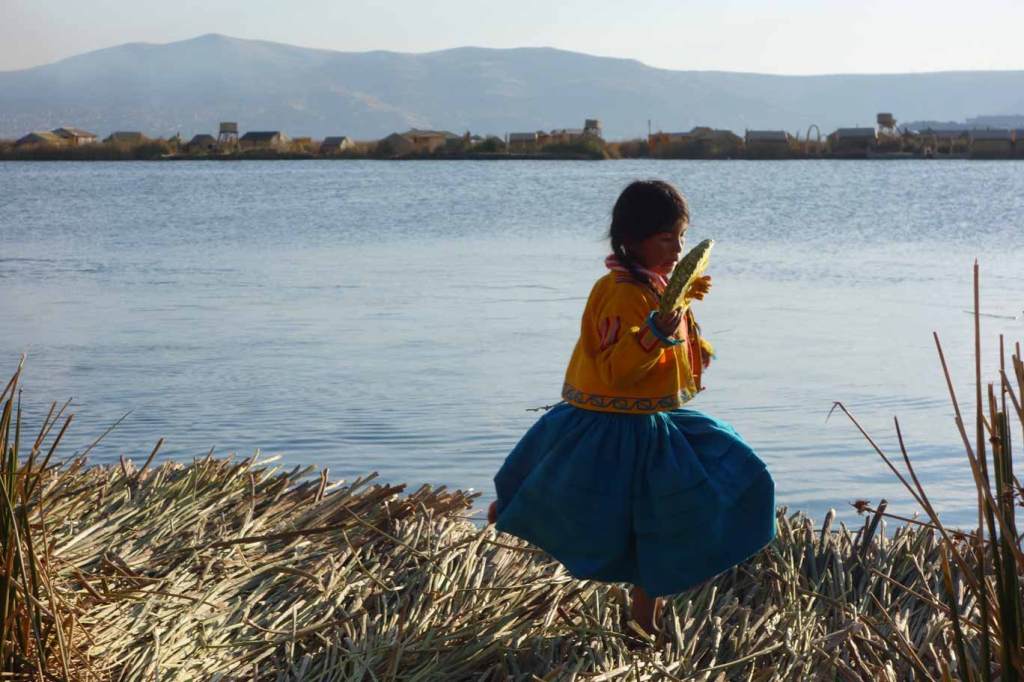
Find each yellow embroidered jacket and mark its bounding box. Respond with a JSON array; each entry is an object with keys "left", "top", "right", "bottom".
[{"left": 562, "top": 271, "right": 709, "bottom": 414}]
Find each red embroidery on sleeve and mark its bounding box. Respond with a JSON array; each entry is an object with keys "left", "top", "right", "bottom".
[{"left": 598, "top": 316, "right": 621, "bottom": 351}]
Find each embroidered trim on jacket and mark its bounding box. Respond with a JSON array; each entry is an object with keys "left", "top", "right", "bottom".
[{"left": 561, "top": 382, "right": 694, "bottom": 412}]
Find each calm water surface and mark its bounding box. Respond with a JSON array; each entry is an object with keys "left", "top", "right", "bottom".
[{"left": 2, "top": 160, "right": 1023, "bottom": 527}]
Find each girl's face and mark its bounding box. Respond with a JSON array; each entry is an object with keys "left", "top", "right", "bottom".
[{"left": 629, "top": 220, "right": 687, "bottom": 277}]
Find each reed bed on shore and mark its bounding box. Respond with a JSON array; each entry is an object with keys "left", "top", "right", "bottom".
[
  {"left": 1, "top": 266, "right": 1021, "bottom": 680},
  {"left": 0, "top": 421, "right": 977, "bottom": 681}
]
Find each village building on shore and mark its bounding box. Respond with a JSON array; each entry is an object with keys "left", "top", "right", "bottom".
[
  {"left": 920, "top": 129, "right": 968, "bottom": 156},
  {"left": 53, "top": 127, "right": 97, "bottom": 145},
  {"left": 187, "top": 134, "right": 217, "bottom": 153},
  {"left": 507, "top": 132, "right": 538, "bottom": 152},
  {"left": 545, "top": 128, "right": 582, "bottom": 145},
  {"left": 380, "top": 129, "right": 461, "bottom": 155},
  {"left": 827, "top": 127, "right": 878, "bottom": 157},
  {"left": 968, "top": 129, "right": 1013, "bottom": 159},
  {"left": 693, "top": 127, "right": 742, "bottom": 156},
  {"left": 744, "top": 130, "right": 791, "bottom": 159},
  {"left": 240, "top": 131, "right": 290, "bottom": 151},
  {"left": 506, "top": 119, "right": 603, "bottom": 152},
  {"left": 16, "top": 127, "right": 97, "bottom": 147},
  {"left": 321, "top": 136, "right": 353, "bottom": 154},
  {"left": 15, "top": 131, "right": 64, "bottom": 146},
  {"left": 648, "top": 127, "right": 742, "bottom": 158}
]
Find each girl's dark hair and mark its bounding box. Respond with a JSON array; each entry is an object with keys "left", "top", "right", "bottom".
[{"left": 609, "top": 180, "right": 690, "bottom": 288}]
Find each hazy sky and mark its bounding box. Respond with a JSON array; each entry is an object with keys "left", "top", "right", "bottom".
[{"left": 4, "top": 0, "right": 1024, "bottom": 74}]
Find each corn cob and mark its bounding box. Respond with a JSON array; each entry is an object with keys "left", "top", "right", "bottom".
[{"left": 658, "top": 238, "right": 714, "bottom": 317}]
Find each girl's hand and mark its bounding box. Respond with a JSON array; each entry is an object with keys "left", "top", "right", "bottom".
[
  {"left": 487, "top": 500, "right": 498, "bottom": 524},
  {"left": 653, "top": 308, "right": 683, "bottom": 339},
  {"left": 686, "top": 275, "right": 712, "bottom": 301}
]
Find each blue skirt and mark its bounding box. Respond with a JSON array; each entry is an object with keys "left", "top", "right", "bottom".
[{"left": 494, "top": 403, "right": 776, "bottom": 598}]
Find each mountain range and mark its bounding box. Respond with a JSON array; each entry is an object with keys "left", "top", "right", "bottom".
[{"left": 2, "top": 34, "right": 1024, "bottom": 140}]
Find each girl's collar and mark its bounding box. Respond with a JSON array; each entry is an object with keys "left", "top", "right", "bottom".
[{"left": 604, "top": 254, "right": 668, "bottom": 292}]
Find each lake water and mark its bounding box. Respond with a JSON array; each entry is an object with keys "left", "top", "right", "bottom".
[{"left": 2, "top": 160, "right": 1023, "bottom": 528}]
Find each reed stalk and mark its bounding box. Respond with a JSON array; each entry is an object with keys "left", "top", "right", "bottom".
[
  {"left": 834, "top": 265, "right": 1024, "bottom": 682},
  {"left": 0, "top": 359, "right": 82, "bottom": 678}
]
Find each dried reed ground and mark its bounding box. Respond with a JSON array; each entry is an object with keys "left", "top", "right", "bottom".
[{"left": 31, "top": 451, "right": 987, "bottom": 681}]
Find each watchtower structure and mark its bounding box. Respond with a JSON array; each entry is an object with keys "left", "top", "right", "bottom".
[
  {"left": 583, "top": 119, "right": 603, "bottom": 139},
  {"left": 217, "top": 122, "right": 239, "bottom": 150},
  {"left": 876, "top": 113, "right": 897, "bottom": 136}
]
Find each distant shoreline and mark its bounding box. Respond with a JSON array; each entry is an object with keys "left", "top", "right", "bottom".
[
  {"left": 0, "top": 154, "right": 998, "bottom": 162},
  {"left": 0, "top": 148, "right": 998, "bottom": 162},
  {"left": 1, "top": 131, "right": 1008, "bottom": 162}
]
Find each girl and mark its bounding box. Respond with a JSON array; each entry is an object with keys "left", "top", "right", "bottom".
[{"left": 488, "top": 179, "right": 775, "bottom": 636}]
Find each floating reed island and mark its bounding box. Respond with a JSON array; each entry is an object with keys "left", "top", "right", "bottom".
[{"left": 2, "top": 271, "right": 1022, "bottom": 680}]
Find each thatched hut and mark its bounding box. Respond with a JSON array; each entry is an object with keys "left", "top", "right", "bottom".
[
  {"left": 828, "top": 127, "right": 877, "bottom": 157},
  {"left": 187, "top": 134, "right": 217, "bottom": 153},
  {"left": 240, "top": 131, "right": 291, "bottom": 150},
  {"left": 969, "top": 129, "right": 1012, "bottom": 158},
  {"left": 15, "top": 131, "right": 64, "bottom": 146},
  {"left": 52, "top": 127, "right": 97, "bottom": 145},
  {"left": 321, "top": 136, "right": 353, "bottom": 154},
  {"left": 745, "top": 130, "right": 791, "bottom": 159}
]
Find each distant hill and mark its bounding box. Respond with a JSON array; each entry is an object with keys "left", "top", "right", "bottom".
[
  {"left": 905, "top": 114, "right": 1024, "bottom": 131},
  {"left": 2, "top": 34, "right": 1024, "bottom": 140}
]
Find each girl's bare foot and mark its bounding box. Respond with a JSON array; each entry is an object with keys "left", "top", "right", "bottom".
[
  {"left": 487, "top": 500, "right": 498, "bottom": 524},
  {"left": 630, "top": 586, "right": 660, "bottom": 637}
]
